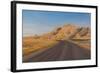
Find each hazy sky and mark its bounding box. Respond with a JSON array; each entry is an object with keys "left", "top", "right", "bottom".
[{"left": 22, "top": 10, "right": 91, "bottom": 36}]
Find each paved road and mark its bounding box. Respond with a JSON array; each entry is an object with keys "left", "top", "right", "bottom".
[{"left": 23, "top": 40, "right": 90, "bottom": 62}]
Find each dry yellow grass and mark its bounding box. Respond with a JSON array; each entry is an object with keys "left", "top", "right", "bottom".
[{"left": 23, "top": 37, "right": 58, "bottom": 56}]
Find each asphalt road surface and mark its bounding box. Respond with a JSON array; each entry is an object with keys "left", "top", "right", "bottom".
[{"left": 23, "top": 40, "right": 90, "bottom": 62}]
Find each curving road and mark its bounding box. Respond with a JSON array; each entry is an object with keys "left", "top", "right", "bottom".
[{"left": 23, "top": 40, "right": 90, "bottom": 62}]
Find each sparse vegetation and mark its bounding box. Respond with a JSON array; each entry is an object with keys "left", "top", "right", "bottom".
[{"left": 23, "top": 37, "right": 59, "bottom": 56}]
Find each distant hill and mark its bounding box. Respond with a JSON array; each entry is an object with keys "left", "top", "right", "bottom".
[{"left": 39, "top": 24, "right": 91, "bottom": 41}]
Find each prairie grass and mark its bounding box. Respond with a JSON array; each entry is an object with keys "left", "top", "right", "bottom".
[{"left": 23, "top": 37, "right": 58, "bottom": 56}]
